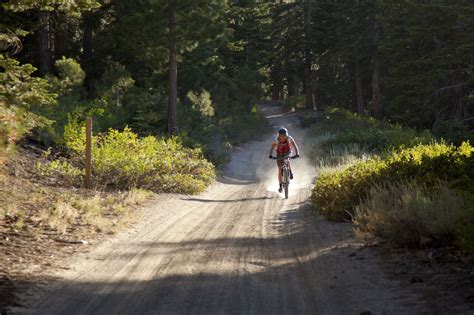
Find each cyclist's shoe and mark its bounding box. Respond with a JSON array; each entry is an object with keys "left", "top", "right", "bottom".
[
  {"left": 290, "top": 172, "right": 294, "bottom": 180},
  {"left": 278, "top": 183, "right": 283, "bottom": 193}
]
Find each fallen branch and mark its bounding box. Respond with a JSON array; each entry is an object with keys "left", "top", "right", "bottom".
[{"left": 53, "top": 238, "right": 88, "bottom": 245}]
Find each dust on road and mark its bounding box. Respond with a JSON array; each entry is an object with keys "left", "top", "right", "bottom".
[{"left": 13, "top": 105, "right": 425, "bottom": 314}]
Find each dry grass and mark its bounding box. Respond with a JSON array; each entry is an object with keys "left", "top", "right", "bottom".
[
  {"left": 0, "top": 144, "right": 157, "bottom": 310},
  {"left": 32, "top": 189, "right": 154, "bottom": 235},
  {"left": 0, "top": 144, "right": 154, "bottom": 257},
  {"left": 353, "top": 181, "right": 468, "bottom": 247},
  {"left": 1, "top": 146, "right": 154, "bottom": 235},
  {"left": 40, "top": 200, "right": 78, "bottom": 234},
  {"left": 304, "top": 131, "right": 372, "bottom": 175}
]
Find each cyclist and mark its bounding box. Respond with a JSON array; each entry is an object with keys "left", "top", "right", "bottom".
[{"left": 269, "top": 127, "right": 300, "bottom": 193}]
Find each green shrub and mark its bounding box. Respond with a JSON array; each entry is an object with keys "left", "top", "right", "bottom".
[
  {"left": 38, "top": 125, "right": 216, "bottom": 194},
  {"left": 36, "top": 157, "right": 84, "bottom": 186},
  {"left": 354, "top": 181, "right": 470, "bottom": 248},
  {"left": 47, "top": 57, "right": 86, "bottom": 95},
  {"left": 312, "top": 142, "right": 474, "bottom": 221}
]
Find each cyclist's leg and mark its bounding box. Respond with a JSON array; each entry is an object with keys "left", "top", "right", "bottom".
[
  {"left": 277, "top": 158, "right": 283, "bottom": 191},
  {"left": 288, "top": 159, "right": 294, "bottom": 179},
  {"left": 277, "top": 160, "right": 283, "bottom": 184}
]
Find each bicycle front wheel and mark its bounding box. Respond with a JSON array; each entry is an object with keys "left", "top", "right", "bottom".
[{"left": 283, "top": 168, "right": 289, "bottom": 199}]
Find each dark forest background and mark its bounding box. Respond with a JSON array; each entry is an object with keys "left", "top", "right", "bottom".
[{"left": 2, "top": 0, "right": 474, "bottom": 161}]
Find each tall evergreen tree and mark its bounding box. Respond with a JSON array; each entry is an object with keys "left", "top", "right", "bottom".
[{"left": 3, "top": 0, "right": 100, "bottom": 75}]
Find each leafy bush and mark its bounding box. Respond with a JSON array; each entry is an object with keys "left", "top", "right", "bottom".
[
  {"left": 353, "top": 181, "right": 470, "bottom": 248},
  {"left": 36, "top": 157, "right": 84, "bottom": 186},
  {"left": 311, "top": 142, "right": 474, "bottom": 221},
  {"left": 47, "top": 57, "right": 86, "bottom": 95},
  {"left": 38, "top": 124, "right": 216, "bottom": 194}
]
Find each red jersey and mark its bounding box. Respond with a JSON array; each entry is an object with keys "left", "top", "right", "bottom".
[{"left": 274, "top": 135, "right": 294, "bottom": 155}]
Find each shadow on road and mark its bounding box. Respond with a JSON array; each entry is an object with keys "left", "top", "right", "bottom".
[
  {"left": 181, "top": 196, "right": 272, "bottom": 203},
  {"left": 12, "top": 200, "right": 423, "bottom": 315}
]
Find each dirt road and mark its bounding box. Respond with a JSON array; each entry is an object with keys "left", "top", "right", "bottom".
[{"left": 14, "top": 106, "right": 425, "bottom": 314}]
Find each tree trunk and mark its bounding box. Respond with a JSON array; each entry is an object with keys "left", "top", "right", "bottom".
[
  {"left": 167, "top": 3, "right": 178, "bottom": 134},
  {"left": 82, "top": 21, "right": 93, "bottom": 63},
  {"left": 82, "top": 11, "right": 95, "bottom": 96},
  {"left": 287, "top": 69, "right": 297, "bottom": 97},
  {"left": 372, "top": 19, "right": 382, "bottom": 119},
  {"left": 54, "top": 11, "right": 68, "bottom": 61},
  {"left": 303, "top": 0, "right": 313, "bottom": 110},
  {"left": 453, "top": 86, "right": 465, "bottom": 120},
  {"left": 38, "top": 11, "right": 52, "bottom": 75},
  {"left": 272, "top": 84, "right": 282, "bottom": 101},
  {"left": 305, "top": 63, "right": 313, "bottom": 109},
  {"left": 371, "top": 58, "right": 382, "bottom": 119},
  {"left": 315, "top": 92, "right": 322, "bottom": 111},
  {"left": 354, "top": 54, "right": 364, "bottom": 114},
  {"left": 352, "top": 0, "right": 364, "bottom": 115}
]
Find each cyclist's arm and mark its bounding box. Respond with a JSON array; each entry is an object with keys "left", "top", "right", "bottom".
[
  {"left": 290, "top": 138, "right": 300, "bottom": 156},
  {"left": 269, "top": 142, "right": 277, "bottom": 156}
]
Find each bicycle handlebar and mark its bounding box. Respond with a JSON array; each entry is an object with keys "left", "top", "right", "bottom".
[{"left": 270, "top": 155, "right": 298, "bottom": 160}]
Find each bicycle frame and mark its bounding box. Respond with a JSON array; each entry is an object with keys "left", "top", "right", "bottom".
[{"left": 271, "top": 154, "right": 296, "bottom": 199}]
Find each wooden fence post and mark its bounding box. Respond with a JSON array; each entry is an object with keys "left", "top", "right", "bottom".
[{"left": 85, "top": 117, "right": 92, "bottom": 189}]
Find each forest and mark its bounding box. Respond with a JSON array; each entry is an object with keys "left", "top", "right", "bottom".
[
  {"left": 1, "top": 0, "right": 474, "bottom": 312},
  {"left": 3, "top": 0, "right": 473, "bottom": 154}
]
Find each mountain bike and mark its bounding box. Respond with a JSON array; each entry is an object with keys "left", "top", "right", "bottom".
[{"left": 271, "top": 154, "right": 297, "bottom": 199}]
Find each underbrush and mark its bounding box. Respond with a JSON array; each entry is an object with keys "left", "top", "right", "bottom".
[
  {"left": 1, "top": 151, "right": 153, "bottom": 235},
  {"left": 354, "top": 181, "right": 473, "bottom": 249},
  {"left": 304, "top": 108, "right": 474, "bottom": 252},
  {"left": 37, "top": 124, "right": 216, "bottom": 194},
  {"left": 312, "top": 142, "right": 474, "bottom": 221}
]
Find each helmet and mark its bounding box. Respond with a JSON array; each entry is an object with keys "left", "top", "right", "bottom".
[{"left": 278, "top": 127, "right": 288, "bottom": 136}]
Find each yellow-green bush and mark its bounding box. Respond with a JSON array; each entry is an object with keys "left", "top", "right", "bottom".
[
  {"left": 36, "top": 157, "right": 84, "bottom": 186},
  {"left": 312, "top": 142, "right": 474, "bottom": 221},
  {"left": 39, "top": 123, "right": 216, "bottom": 194}
]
